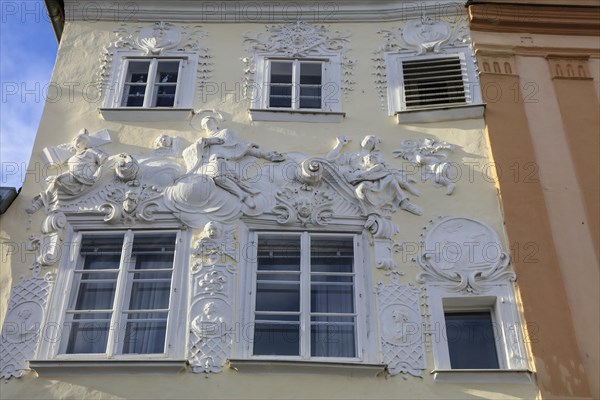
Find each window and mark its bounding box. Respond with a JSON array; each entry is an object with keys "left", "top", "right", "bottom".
[
  {"left": 120, "top": 59, "right": 182, "bottom": 108},
  {"left": 247, "top": 232, "right": 365, "bottom": 361},
  {"left": 386, "top": 46, "right": 484, "bottom": 123},
  {"left": 42, "top": 230, "right": 187, "bottom": 359},
  {"left": 249, "top": 56, "right": 344, "bottom": 123},
  {"left": 268, "top": 60, "right": 323, "bottom": 110},
  {"left": 425, "top": 288, "right": 529, "bottom": 375},
  {"left": 100, "top": 51, "right": 198, "bottom": 121},
  {"left": 444, "top": 311, "right": 500, "bottom": 369}
]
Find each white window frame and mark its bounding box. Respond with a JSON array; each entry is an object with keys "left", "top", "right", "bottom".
[
  {"left": 249, "top": 54, "right": 345, "bottom": 123},
  {"left": 37, "top": 228, "right": 190, "bottom": 361},
  {"left": 385, "top": 45, "right": 484, "bottom": 123},
  {"left": 426, "top": 283, "right": 529, "bottom": 374},
  {"left": 100, "top": 50, "right": 198, "bottom": 121},
  {"left": 236, "top": 226, "right": 377, "bottom": 364}
]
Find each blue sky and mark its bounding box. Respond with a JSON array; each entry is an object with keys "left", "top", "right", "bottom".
[{"left": 1, "top": 0, "right": 58, "bottom": 188}]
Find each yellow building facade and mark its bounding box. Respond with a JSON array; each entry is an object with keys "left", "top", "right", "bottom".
[{"left": 3, "top": 1, "right": 593, "bottom": 398}]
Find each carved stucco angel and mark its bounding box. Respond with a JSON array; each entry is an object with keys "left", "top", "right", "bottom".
[
  {"left": 326, "top": 135, "right": 422, "bottom": 216},
  {"left": 27, "top": 129, "right": 109, "bottom": 214},
  {"left": 393, "top": 138, "right": 456, "bottom": 195}
]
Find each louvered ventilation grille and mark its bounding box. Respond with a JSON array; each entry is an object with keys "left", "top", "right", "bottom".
[{"left": 402, "top": 57, "right": 466, "bottom": 109}]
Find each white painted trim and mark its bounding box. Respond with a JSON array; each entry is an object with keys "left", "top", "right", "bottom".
[
  {"left": 249, "top": 109, "right": 345, "bottom": 123},
  {"left": 432, "top": 369, "right": 534, "bottom": 384},
  {"left": 29, "top": 360, "right": 186, "bottom": 375},
  {"left": 64, "top": 1, "right": 467, "bottom": 23},
  {"left": 228, "top": 359, "right": 386, "bottom": 376},
  {"left": 99, "top": 108, "right": 194, "bottom": 122},
  {"left": 395, "top": 104, "right": 485, "bottom": 123}
]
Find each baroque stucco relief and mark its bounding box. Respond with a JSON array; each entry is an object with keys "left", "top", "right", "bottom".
[{"left": 13, "top": 110, "right": 473, "bottom": 378}]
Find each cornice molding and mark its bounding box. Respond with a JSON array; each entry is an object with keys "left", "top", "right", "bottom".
[
  {"left": 474, "top": 44, "right": 600, "bottom": 59},
  {"left": 63, "top": 0, "right": 467, "bottom": 23},
  {"left": 468, "top": 3, "right": 600, "bottom": 36}
]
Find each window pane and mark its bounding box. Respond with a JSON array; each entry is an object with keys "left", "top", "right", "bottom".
[
  {"left": 131, "top": 234, "right": 176, "bottom": 256},
  {"left": 257, "top": 235, "right": 301, "bottom": 271},
  {"left": 253, "top": 322, "right": 300, "bottom": 356},
  {"left": 311, "top": 316, "right": 356, "bottom": 358},
  {"left": 73, "top": 282, "right": 117, "bottom": 310},
  {"left": 300, "top": 63, "right": 322, "bottom": 84},
  {"left": 154, "top": 85, "right": 176, "bottom": 107},
  {"left": 126, "top": 61, "right": 150, "bottom": 83},
  {"left": 256, "top": 282, "right": 300, "bottom": 312},
  {"left": 123, "top": 61, "right": 150, "bottom": 107},
  {"left": 445, "top": 311, "right": 500, "bottom": 369},
  {"left": 156, "top": 61, "right": 179, "bottom": 83},
  {"left": 270, "top": 61, "right": 293, "bottom": 83},
  {"left": 80, "top": 235, "right": 124, "bottom": 267},
  {"left": 299, "top": 86, "right": 321, "bottom": 109},
  {"left": 311, "top": 283, "right": 354, "bottom": 314},
  {"left": 311, "top": 237, "right": 354, "bottom": 273},
  {"left": 128, "top": 282, "right": 171, "bottom": 310},
  {"left": 122, "top": 320, "right": 167, "bottom": 354},
  {"left": 65, "top": 319, "right": 110, "bottom": 354}
]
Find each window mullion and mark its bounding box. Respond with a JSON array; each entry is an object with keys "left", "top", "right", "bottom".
[
  {"left": 144, "top": 59, "right": 158, "bottom": 108},
  {"left": 292, "top": 60, "right": 300, "bottom": 110},
  {"left": 300, "top": 232, "right": 311, "bottom": 359},
  {"left": 106, "top": 230, "right": 134, "bottom": 356},
  {"left": 248, "top": 232, "right": 259, "bottom": 358}
]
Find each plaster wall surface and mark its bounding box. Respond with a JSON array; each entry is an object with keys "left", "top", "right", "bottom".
[{"left": 0, "top": 18, "right": 538, "bottom": 399}]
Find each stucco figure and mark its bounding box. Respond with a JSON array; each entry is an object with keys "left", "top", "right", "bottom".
[
  {"left": 27, "top": 129, "right": 109, "bottom": 214},
  {"left": 165, "top": 116, "right": 286, "bottom": 224},
  {"left": 327, "top": 135, "right": 422, "bottom": 216},
  {"left": 393, "top": 138, "right": 456, "bottom": 195}
]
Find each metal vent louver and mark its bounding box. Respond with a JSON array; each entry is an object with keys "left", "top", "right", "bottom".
[{"left": 402, "top": 56, "right": 467, "bottom": 109}]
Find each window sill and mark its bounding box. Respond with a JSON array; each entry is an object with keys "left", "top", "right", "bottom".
[
  {"left": 249, "top": 109, "right": 345, "bottom": 123},
  {"left": 99, "top": 108, "right": 194, "bottom": 122},
  {"left": 431, "top": 369, "right": 534, "bottom": 384},
  {"left": 29, "top": 360, "right": 187, "bottom": 375},
  {"left": 395, "top": 104, "right": 484, "bottom": 124},
  {"left": 228, "top": 359, "right": 385, "bottom": 377}
]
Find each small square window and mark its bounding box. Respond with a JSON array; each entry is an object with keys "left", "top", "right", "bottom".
[
  {"left": 444, "top": 311, "right": 500, "bottom": 369},
  {"left": 249, "top": 55, "right": 344, "bottom": 122},
  {"left": 120, "top": 59, "right": 182, "bottom": 108},
  {"left": 267, "top": 60, "right": 323, "bottom": 110}
]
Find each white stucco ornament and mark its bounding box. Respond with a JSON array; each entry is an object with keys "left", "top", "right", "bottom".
[
  {"left": 402, "top": 16, "right": 452, "bottom": 55},
  {"left": 99, "top": 21, "right": 212, "bottom": 98},
  {"left": 377, "top": 277, "right": 426, "bottom": 377},
  {"left": 137, "top": 21, "right": 182, "bottom": 55},
  {"left": 372, "top": 15, "right": 470, "bottom": 107},
  {"left": 242, "top": 21, "right": 355, "bottom": 97},
  {"left": 393, "top": 138, "right": 456, "bottom": 195},
  {"left": 0, "top": 269, "right": 54, "bottom": 380},
  {"left": 27, "top": 129, "right": 110, "bottom": 214},
  {"left": 164, "top": 115, "right": 286, "bottom": 227},
  {"left": 326, "top": 135, "right": 422, "bottom": 217},
  {"left": 189, "top": 221, "right": 237, "bottom": 374},
  {"left": 417, "top": 217, "right": 516, "bottom": 293}
]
